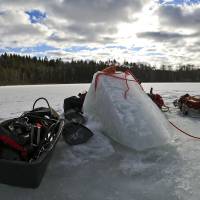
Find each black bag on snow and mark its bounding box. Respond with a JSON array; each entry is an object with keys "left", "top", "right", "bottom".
[{"left": 63, "top": 92, "right": 87, "bottom": 115}]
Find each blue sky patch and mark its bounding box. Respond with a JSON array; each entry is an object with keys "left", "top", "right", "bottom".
[
  {"left": 28, "top": 44, "right": 58, "bottom": 52},
  {"left": 131, "top": 47, "right": 143, "bottom": 52},
  {"left": 106, "top": 45, "right": 127, "bottom": 49},
  {"left": 159, "top": 0, "right": 200, "bottom": 5},
  {"left": 3, "top": 44, "right": 58, "bottom": 54},
  {"left": 26, "top": 10, "right": 47, "bottom": 24},
  {"left": 64, "top": 46, "right": 98, "bottom": 52},
  {"left": 146, "top": 52, "right": 164, "bottom": 56},
  {"left": 0, "top": 48, "right": 6, "bottom": 53}
]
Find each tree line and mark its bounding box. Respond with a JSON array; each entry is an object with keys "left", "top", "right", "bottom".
[{"left": 0, "top": 53, "right": 200, "bottom": 85}]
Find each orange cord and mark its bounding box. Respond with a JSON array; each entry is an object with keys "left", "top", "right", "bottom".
[
  {"left": 95, "top": 67, "right": 142, "bottom": 99},
  {"left": 169, "top": 121, "right": 200, "bottom": 140}
]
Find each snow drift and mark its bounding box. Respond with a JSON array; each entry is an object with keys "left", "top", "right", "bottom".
[{"left": 83, "top": 70, "right": 172, "bottom": 151}]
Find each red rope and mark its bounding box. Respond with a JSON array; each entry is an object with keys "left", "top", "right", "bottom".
[
  {"left": 95, "top": 72, "right": 137, "bottom": 90},
  {"left": 94, "top": 70, "right": 142, "bottom": 99},
  {"left": 125, "top": 69, "right": 144, "bottom": 91},
  {"left": 169, "top": 121, "right": 200, "bottom": 140}
]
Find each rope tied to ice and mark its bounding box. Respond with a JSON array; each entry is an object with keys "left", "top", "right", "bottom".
[
  {"left": 94, "top": 66, "right": 143, "bottom": 99},
  {"left": 94, "top": 67, "right": 200, "bottom": 140}
]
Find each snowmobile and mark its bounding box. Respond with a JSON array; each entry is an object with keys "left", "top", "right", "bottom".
[
  {"left": 173, "top": 94, "right": 200, "bottom": 115},
  {"left": 0, "top": 97, "right": 64, "bottom": 188}
]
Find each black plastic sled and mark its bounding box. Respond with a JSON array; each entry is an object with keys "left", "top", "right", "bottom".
[
  {"left": 64, "top": 109, "right": 86, "bottom": 124},
  {"left": 0, "top": 97, "right": 64, "bottom": 188},
  {"left": 62, "top": 122, "right": 93, "bottom": 145}
]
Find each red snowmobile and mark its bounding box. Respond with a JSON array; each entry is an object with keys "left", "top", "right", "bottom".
[{"left": 173, "top": 94, "right": 200, "bottom": 115}]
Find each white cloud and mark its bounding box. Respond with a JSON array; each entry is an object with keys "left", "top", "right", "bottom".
[
  {"left": 158, "top": 4, "right": 200, "bottom": 31},
  {"left": 0, "top": 9, "right": 52, "bottom": 47},
  {"left": 0, "top": 0, "right": 200, "bottom": 66}
]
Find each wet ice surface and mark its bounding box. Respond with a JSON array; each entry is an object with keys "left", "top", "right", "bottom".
[{"left": 1, "top": 83, "right": 200, "bottom": 200}]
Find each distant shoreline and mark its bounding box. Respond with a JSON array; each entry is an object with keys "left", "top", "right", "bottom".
[
  {"left": 1, "top": 53, "right": 200, "bottom": 85},
  {"left": 1, "top": 81, "right": 200, "bottom": 87}
]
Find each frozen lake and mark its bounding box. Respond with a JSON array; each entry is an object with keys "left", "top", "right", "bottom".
[{"left": 1, "top": 83, "right": 200, "bottom": 200}]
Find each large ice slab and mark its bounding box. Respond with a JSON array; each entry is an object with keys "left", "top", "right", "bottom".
[{"left": 83, "top": 71, "right": 172, "bottom": 151}]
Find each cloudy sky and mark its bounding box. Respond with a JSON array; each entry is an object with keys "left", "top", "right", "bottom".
[{"left": 0, "top": 0, "right": 200, "bottom": 66}]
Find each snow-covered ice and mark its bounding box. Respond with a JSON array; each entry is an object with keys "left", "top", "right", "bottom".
[
  {"left": 0, "top": 83, "right": 200, "bottom": 200},
  {"left": 83, "top": 71, "right": 172, "bottom": 150}
]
